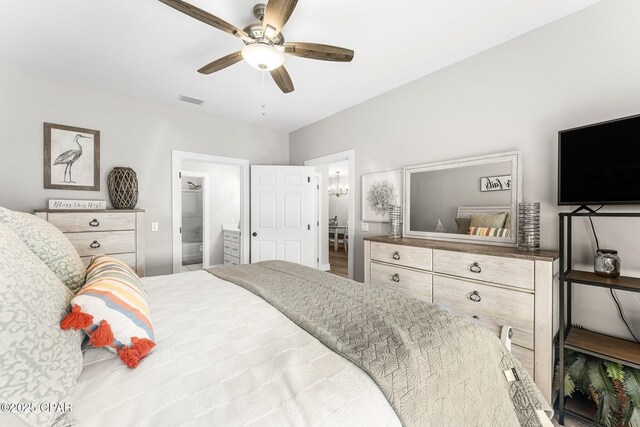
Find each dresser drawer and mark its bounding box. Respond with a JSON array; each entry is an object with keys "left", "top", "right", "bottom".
[
  {"left": 512, "top": 345, "right": 534, "bottom": 376},
  {"left": 224, "top": 232, "right": 240, "bottom": 243},
  {"left": 370, "top": 242, "right": 432, "bottom": 271},
  {"left": 370, "top": 262, "right": 433, "bottom": 302},
  {"left": 224, "top": 254, "right": 240, "bottom": 266},
  {"left": 80, "top": 253, "right": 136, "bottom": 270},
  {"left": 433, "top": 276, "right": 534, "bottom": 349},
  {"left": 223, "top": 241, "right": 240, "bottom": 257},
  {"left": 48, "top": 212, "right": 136, "bottom": 232},
  {"left": 66, "top": 231, "right": 136, "bottom": 257},
  {"left": 433, "top": 250, "right": 534, "bottom": 290}
]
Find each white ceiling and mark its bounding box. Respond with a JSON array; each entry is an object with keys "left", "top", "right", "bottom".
[{"left": 0, "top": 0, "right": 600, "bottom": 132}]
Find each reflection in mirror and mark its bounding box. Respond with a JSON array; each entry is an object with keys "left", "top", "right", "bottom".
[
  {"left": 409, "top": 161, "right": 513, "bottom": 237},
  {"left": 404, "top": 152, "right": 521, "bottom": 245}
]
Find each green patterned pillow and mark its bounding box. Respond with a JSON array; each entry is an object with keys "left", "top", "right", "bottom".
[
  {"left": 0, "top": 223, "right": 84, "bottom": 427},
  {"left": 0, "top": 207, "right": 85, "bottom": 292},
  {"left": 470, "top": 212, "right": 507, "bottom": 229}
]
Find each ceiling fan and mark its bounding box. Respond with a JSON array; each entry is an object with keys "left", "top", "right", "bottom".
[{"left": 158, "top": 0, "right": 355, "bottom": 94}]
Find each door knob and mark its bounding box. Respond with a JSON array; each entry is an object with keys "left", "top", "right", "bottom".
[{"left": 252, "top": 232, "right": 257, "bottom": 237}]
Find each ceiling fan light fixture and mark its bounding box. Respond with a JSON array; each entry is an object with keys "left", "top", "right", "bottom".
[{"left": 241, "top": 42, "right": 284, "bottom": 71}]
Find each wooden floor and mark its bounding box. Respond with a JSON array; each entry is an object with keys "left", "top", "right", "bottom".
[{"left": 328, "top": 246, "right": 349, "bottom": 278}]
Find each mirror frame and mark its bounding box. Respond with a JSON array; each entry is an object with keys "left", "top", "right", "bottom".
[{"left": 403, "top": 151, "right": 522, "bottom": 246}]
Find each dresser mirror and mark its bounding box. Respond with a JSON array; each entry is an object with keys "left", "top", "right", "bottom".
[{"left": 403, "top": 151, "right": 522, "bottom": 246}]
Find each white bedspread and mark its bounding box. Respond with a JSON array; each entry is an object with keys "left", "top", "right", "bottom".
[{"left": 71, "top": 271, "right": 400, "bottom": 427}]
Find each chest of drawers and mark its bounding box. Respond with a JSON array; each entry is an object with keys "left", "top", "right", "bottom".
[
  {"left": 364, "top": 236, "right": 559, "bottom": 404},
  {"left": 223, "top": 229, "right": 241, "bottom": 266},
  {"left": 35, "top": 209, "right": 145, "bottom": 277}
]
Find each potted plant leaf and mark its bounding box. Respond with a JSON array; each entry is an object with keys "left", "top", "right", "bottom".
[{"left": 557, "top": 349, "right": 640, "bottom": 426}]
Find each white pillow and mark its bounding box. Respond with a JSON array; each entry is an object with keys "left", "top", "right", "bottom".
[
  {"left": 0, "top": 223, "right": 84, "bottom": 427},
  {"left": 0, "top": 207, "right": 85, "bottom": 292}
]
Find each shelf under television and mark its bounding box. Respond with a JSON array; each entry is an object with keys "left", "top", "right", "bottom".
[{"left": 564, "top": 327, "right": 640, "bottom": 369}]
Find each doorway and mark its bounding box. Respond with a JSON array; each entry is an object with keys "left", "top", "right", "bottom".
[
  {"left": 304, "top": 150, "right": 355, "bottom": 279},
  {"left": 172, "top": 151, "right": 250, "bottom": 274}
]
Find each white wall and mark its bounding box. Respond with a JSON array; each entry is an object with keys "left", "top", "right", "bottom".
[
  {"left": 290, "top": 0, "right": 640, "bottom": 340},
  {"left": 182, "top": 161, "right": 241, "bottom": 266},
  {"left": 0, "top": 65, "right": 289, "bottom": 276}
]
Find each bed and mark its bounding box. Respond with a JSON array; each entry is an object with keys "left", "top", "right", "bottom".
[
  {"left": 71, "top": 270, "right": 400, "bottom": 426},
  {"left": 69, "top": 262, "right": 553, "bottom": 427}
]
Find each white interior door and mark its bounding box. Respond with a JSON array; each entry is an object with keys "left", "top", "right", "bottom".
[{"left": 251, "top": 165, "right": 313, "bottom": 266}]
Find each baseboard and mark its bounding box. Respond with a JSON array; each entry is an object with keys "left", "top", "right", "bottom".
[
  {"left": 207, "top": 264, "right": 224, "bottom": 269},
  {"left": 319, "top": 263, "right": 331, "bottom": 272}
]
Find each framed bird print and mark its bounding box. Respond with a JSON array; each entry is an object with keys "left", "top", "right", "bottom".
[{"left": 44, "top": 123, "right": 100, "bottom": 191}]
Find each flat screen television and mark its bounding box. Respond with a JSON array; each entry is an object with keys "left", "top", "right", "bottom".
[{"left": 558, "top": 114, "right": 640, "bottom": 206}]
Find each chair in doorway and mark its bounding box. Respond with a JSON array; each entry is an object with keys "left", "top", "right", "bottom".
[{"left": 328, "top": 222, "right": 348, "bottom": 252}]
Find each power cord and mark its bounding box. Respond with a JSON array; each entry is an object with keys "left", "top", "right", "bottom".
[
  {"left": 610, "top": 289, "right": 640, "bottom": 343},
  {"left": 588, "top": 206, "right": 640, "bottom": 343}
]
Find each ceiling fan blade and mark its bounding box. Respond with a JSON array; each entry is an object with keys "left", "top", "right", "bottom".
[
  {"left": 270, "top": 66, "right": 294, "bottom": 93},
  {"left": 197, "top": 51, "right": 243, "bottom": 74},
  {"left": 158, "top": 0, "right": 251, "bottom": 42},
  {"left": 284, "top": 42, "right": 354, "bottom": 62},
  {"left": 262, "top": 0, "right": 298, "bottom": 40}
]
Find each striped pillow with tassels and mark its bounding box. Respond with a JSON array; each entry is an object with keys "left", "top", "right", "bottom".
[{"left": 60, "top": 255, "right": 155, "bottom": 368}]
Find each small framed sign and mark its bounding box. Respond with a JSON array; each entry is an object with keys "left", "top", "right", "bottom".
[
  {"left": 481, "top": 175, "right": 512, "bottom": 192},
  {"left": 48, "top": 199, "right": 106, "bottom": 210}
]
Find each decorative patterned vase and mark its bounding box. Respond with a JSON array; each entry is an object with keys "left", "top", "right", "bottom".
[
  {"left": 388, "top": 205, "right": 402, "bottom": 238},
  {"left": 108, "top": 167, "right": 138, "bottom": 209},
  {"left": 518, "top": 202, "right": 540, "bottom": 250}
]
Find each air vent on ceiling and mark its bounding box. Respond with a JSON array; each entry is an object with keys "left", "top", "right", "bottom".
[{"left": 178, "top": 95, "right": 204, "bottom": 105}]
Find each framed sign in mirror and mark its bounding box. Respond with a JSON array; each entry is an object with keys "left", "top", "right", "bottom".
[{"left": 403, "top": 151, "right": 522, "bottom": 246}]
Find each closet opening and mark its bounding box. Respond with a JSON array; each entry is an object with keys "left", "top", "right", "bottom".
[{"left": 171, "top": 151, "right": 249, "bottom": 274}]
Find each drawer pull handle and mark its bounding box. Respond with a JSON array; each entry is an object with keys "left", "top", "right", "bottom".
[
  {"left": 392, "top": 273, "right": 400, "bottom": 283},
  {"left": 469, "top": 262, "right": 482, "bottom": 273},
  {"left": 469, "top": 291, "right": 481, "bottom": 303},
  {"left": 90, "top": 240, "right": 101, "bottom": 249},
  {"left": 89, "top": 219, "right": 100, "bottom": 227},
  {"left": 392, "top": 251, "right": 401, "bottom": 260}
]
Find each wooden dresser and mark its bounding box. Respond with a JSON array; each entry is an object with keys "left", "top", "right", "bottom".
[
  {"left": 35, "top": 209, "right": 145, "bottom": 277},
  {"left": 223, "top": 229, "right": 241, "bottom": 266},
  {"left": 364, "top": 236, "right": 559, "bottom": 404}
]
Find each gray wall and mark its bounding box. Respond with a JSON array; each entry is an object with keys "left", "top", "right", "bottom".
[
  {"left": 291, "top": 0, "right": 640, "bottom": 340},
  {"left": 0, "top": 66, "right": 289, "bottom": 276}
]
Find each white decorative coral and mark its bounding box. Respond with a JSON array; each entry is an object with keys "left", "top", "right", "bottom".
[{"left": 367, "top": 180, "right": 397, "bottom": 215}]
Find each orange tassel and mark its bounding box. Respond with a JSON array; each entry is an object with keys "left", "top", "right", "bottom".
[
  {"left": 131, "top": 337, "right": 155, "bottom": 358},
  {"left": 88, "top": 320, "right": 114, "bottom": 347},
  {"left": 60, "top": 305, "right": 94, "bottom": 330},
  {"left": 118, "top": 346, "right": 141, "bottom": 368}
]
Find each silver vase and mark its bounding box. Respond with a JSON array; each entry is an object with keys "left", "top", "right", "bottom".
[
  {"left": 518, "top": 202, "right": 540, "bottom": 250},
  {"left": 388, "top": 205, "right": 402, "bottom": 238}
]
